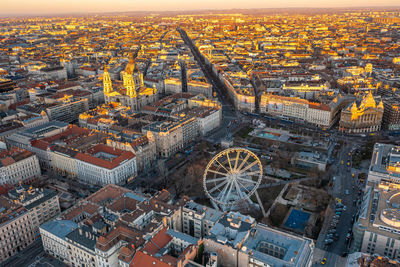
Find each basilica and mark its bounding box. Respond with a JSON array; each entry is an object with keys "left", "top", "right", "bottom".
[{"left": 103, "top": 53, "right": 158, "bottom": 111}]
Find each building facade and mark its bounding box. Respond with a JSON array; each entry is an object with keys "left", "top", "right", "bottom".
[
  {"left": 0, "top": 147, "right": 41, "bottom": 185},
  {"left": 40, "top": 220, "right": 78, "bottom": 263},
  {"left": 339, "top": 92, "right": 384, "bottom": 133},
  {"left": 104, "top": 55, "right": 158, "bottom": 111},
  {"left": 0, "top": 196, "right": 36, "bottom": 263},
  {"left": 46, "top": 98, "right": 89, "bottom": 123},
  {"left": 8, "top": 185, "right": 61, "bottom": 229}
]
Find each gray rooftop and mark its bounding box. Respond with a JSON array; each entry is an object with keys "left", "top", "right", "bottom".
[
  {"left": 166, "top": 229, "right": 198, "bottom": 245},
  {"left": 40, "top": 220, "right": 78, "bottom": 240},
  {"left": 66, "top": 225, "right": 98, "bottom": 251},
  {"left": 243, "top": 224, "right": 313, "bottom": 267}
]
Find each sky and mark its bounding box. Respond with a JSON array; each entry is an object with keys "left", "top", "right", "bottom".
[{"left": 2, "top": 0, "right": 399, "bottom": 15}]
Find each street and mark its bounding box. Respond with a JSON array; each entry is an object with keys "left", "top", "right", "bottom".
[{"left": 313, "top": 141, "right": 365, "bottom": 266}]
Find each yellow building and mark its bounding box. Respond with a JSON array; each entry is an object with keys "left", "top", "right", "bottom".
[{"left": 339, "top": 92, "right": 384, "bottom": 133}]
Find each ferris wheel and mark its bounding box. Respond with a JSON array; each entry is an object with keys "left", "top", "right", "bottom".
[{"left": 203, "top": 148, "right": 263, "bottom": 207}]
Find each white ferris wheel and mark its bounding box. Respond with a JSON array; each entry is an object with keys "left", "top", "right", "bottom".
[{"left": 203, "top": 148, "right": 263, "bottom": 208}]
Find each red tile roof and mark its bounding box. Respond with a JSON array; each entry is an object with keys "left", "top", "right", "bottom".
[
  {"left": 87, "top": 184, "right": 129, "bottom": 205},
  {"left": 75, "top": 144, "right": 135, "bottom": 170},
  {"left": 309, "top": 102, "right": 331, "bottom": 111},
  {"left": 130, "top": 251, "right": 172, "bottom": 267},
  {"left": 62, "top": 202, "right": 99, "bottom": 220},
  {"left": 143, "top": 228, "right": 172, "bottom": 255}
]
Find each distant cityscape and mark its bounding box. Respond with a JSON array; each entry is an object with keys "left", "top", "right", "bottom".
[{"left": 0, "top": 8, "right": 399, "bottom": 267}]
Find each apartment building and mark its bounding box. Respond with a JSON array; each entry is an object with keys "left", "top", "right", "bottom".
[
  {"left": 383, "top": 95, "right": 400, "bottom": 131},
  {"left": 40, "top": 185, "right": 189, "bottom": 267},
  {"left": 45, "top": 98, "right": 89, "bottom": 123},
  {"left": 0, "top": 147, "right": 41, "bottom": 185},
  {"left": 8, "top": 185, "right": 60, "bottom": 229},
  {"left": 352, "top": 182, "right": 400, "bottom": 259},
  {"left": 106, "top": 132, "right": 157, "bottom": 173},
  {"left": 143, "top": 120, "right": 184, "bottom": 158},
  {"left": 0, "top": 196, "right": 35, "bottom": 263},
  {"left": 40, "top": 220, "right": 78, "bottom": 264},
  {"left": 182, "top": 201, "right": 222, "bottom": 238},
  {"left": 6, "top": 121, "right": 69, "bottom": 169},
  {"left": 187, "top": 80, "right": 213, "bottom": 98},
  {"left": 368, "top": 143, "right": 400, "bottom": 184},
  {"left": 66, "top": 225, "right": 99, "bottom": 267}
]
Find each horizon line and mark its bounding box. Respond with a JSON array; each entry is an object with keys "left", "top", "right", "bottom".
[{"left": 1, "top": 5, "right": 400, "bottom": 18}]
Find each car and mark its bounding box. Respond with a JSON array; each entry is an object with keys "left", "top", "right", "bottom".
[
  {"left": 343, "top": 206, "right": 347, "bottom": 211},
  {"left": 346, "top": 189, "right": 350, "bottom": 195},
  {"left": 336, "top": 212, "right": 342, "bottom": 215},
  {"left": 348, "top": 152, "right": 351, "bottom": 156},
  {"left": 328, "top": 229, "right": 337, "bottom": 234},
  {"left": 341, "top": 160, "right": 344, "bottom": 164},
  {"left": 321, "top": 258, "right": 327, "bottom": 265},
  {"left": 347, "top": 162, "right": 350, "bottom": 166}
]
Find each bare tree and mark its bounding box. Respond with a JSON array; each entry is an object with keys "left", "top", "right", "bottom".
[{"left": 157, "top": 159, "right": 169, "bottom": 189}]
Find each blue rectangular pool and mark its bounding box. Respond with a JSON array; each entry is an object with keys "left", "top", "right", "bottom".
[{"left": 284, "top": 209, "right": 311, "bottom": 232}]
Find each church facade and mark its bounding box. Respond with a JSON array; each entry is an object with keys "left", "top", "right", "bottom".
[{"left": 103, "top": 53, "right": 158, "bottom": 111}]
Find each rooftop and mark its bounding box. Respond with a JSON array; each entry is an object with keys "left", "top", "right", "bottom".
[
  {"left": 40, "top": 220, "right": 78, "bottom": 240},
  {"left": 242, "top": 223, "right": 314, "bottom": 267}
]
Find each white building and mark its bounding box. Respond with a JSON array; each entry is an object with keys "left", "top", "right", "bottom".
[
  {"left": 75, "top": 144, "right": 137, "bottom": 185},
  {"left": 187, "top": 80, "right": 213, "bottom": 98},
  {"left": 352, "top": 182, "right": 400, "bottom": 259},
  {"left": 0, "top": 147, "right": 41, "bottom": 185},
  {"left": 0, "top": 197, "right": 36, "bottom": 263},
  {"left": 164, "top": 77, "right": 182, "bottom": 94},
  {"left": 65, "top": 226, "right": 98, "bottom": 267},
  {"left": 40, "top": 67, "right": 68, "bottom": 80},
  {"left": 45, "top": 98, "right": 89, "bottom": 123},
  {"left": 182, "top": 201, "right": 223, "bottom": 238},
  {"left": 143, "top": 120, "right": 184, "bottom": 158},
  {"left": 194, "top": 107, "right": 222, "bottom": 136},
  {"left": 368, "top": 143, "right": 400, "bottom": 184},
  {"left": 40, "top": 220, "right": 78, "bottom": 264}
]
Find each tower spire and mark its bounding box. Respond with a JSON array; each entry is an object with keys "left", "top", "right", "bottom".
[{"left": 103, "top": 64, "right": 113, "bottom": 94}]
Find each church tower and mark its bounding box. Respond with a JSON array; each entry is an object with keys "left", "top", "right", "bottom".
[
  {"left": 123, "top": 52, "right": 137, "bottom": 98},
  {"left": 126, "top": 77, "right": 136, "bottom": 98},
  {"left": 123, "top": 52, "right": 136, "bottom": 87},
  {"left": 103, "top": 65, "right": 113, "bottom": 95}
]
